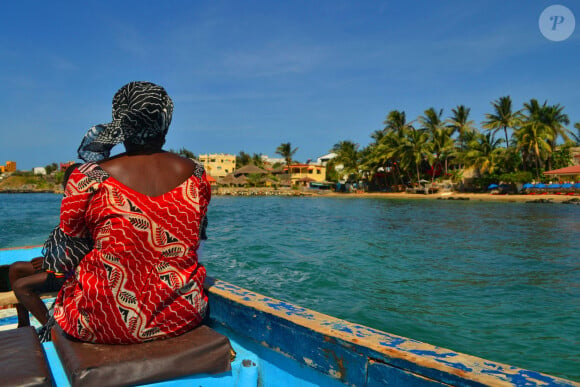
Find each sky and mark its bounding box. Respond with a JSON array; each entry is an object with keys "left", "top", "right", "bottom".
[{"left": 0, "top": 1, "right": 578, "bottom": 170}]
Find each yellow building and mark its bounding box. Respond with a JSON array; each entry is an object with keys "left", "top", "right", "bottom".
[
  {"left": 286, "top": 163, "right": 327, "bottom": 186},
  {"left": 0, "top": 166, "right": 5, "bottom": 173},
  {"left": 5, "top": 161, "right": 16, "bottom": 172},
  {"left": 198, "top": 153, "right": 236, "bottom": 179}
]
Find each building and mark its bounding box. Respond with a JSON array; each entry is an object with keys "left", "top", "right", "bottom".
[
  {"left": 60, "top": 161, "right": 76, "bottom": 171},
  {"left": 0, "top": 166, "right": 4, "bottom": 173},
  {"left": 285, "top": 163, "right": 327, "bottom": 186},
  {"left": 5, "top": 161, "right": 16, "bottom": 172},
  {"left": 316, "top": 153, "right": 337, "bottom": 166},
  {"left": 261, "top": 155, "right": 286, "bottom": 166},
  {"left": 198, "top": 153, "right": 236, "bottom": 179},
  {"left": 33, "top": 167, "right": 47, "bottom": 175}
]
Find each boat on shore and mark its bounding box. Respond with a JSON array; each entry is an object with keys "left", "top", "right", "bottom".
[{"left": 0, "top": 245, "right": 578, "bottom": 386}]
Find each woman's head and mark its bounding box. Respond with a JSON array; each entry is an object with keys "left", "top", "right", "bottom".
[{"left": 77, "top": 81, "right": 174, "bottom": 162}]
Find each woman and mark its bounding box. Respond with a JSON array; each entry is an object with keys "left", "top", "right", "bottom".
[{"left": 43, "top": 81, "right": 210, "bottom": 344}]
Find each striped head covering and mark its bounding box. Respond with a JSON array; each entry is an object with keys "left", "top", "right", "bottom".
[{"left": 78, "top": 81, "right": 174, "bottom": 162}]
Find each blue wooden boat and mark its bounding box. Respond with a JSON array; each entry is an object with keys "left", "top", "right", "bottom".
[{"left": 0, "top": 245, "right": 578, "bottom": 386}]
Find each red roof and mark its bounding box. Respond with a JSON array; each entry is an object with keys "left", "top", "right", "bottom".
[
  {"left": 543, "top": 165, "right": 580, "bottom": 175},
  {"left": 206, "top": 175, "right": 217, "bottom": 183}
]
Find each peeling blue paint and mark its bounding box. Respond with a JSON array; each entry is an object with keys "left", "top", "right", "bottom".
[
  {"left": 264, "top": 301, "right": 316, "bottom": 319},
  {"left": 378, "top": 337, "right": 406, "bottom": 348},
  {"left": 438, "top": 360, "right": 473, "bottom": 373},
  {"left": 206, "top": 276, "right": 580, "bottom": 386},
  {"left": 325, "top": 322, "right": 354, "bottom": 334},
  {"left": 408, "top": 350, "right": 458, "bottom": 359}
]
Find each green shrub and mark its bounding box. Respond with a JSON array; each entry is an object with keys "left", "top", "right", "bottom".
[{"left": 498, "top": 171, "right": 534, "bottom": 184}]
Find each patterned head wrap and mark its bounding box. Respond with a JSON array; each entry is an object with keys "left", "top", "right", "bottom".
[{"left": 78, "top": 81, "right": 174, "bottom": 162}]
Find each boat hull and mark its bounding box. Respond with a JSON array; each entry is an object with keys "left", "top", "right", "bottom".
[{"left": 0, "top": 246, "right": 578, "bottom": 386}]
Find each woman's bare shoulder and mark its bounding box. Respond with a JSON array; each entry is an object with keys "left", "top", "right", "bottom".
[{"left": 161, "top": 152, "right": 198, "bottom": 175}]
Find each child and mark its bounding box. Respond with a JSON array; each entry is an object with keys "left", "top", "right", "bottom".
[{"left": 8, "top": 163, "right": 88, "bottom": 327}]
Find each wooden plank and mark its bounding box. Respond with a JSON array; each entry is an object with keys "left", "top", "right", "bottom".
[
  {"left": 0, "top": 291, "right": 17, "bottom": 306},
  {"left": 0, "top": 291, "right": 58, "bottom": 308}
]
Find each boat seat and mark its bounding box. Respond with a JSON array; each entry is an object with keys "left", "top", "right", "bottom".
[
  {"left": 51, "top": 324, "right": 233, "bottom": 387},
  {"left": 0, "top": 326, "right": 53, "bottom": 386}
]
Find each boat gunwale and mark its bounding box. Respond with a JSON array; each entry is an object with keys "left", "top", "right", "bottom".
[{"left": 205, "top": 277, "right": 579, "bottom": 387}]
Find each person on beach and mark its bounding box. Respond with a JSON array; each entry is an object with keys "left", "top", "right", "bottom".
[
  {"left": 8, "top": 163, "right": 87, "bottom": 328},
  {"left": 40, "top": 81, "right": 210, "bottom": 344}
]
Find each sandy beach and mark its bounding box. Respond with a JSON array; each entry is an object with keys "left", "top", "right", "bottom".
[
  {"left": 323, "top": 191, "right": 580, "bottom": 203},
  {"left": 214, "top": 187, "right": 580, "bottom": 203}
]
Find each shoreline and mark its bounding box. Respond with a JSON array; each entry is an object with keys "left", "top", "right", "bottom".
[
  {"left": 321, "top": 191, "right": 580, "bottom": 203},
  {"left": 212, "top": 188, "right": 580, "bottom": 204},
  {"left": 1, "top": 188, "right": 578, "bottom": 204},
  {"left": 214, "top": 187, "right": 579, "bottom": 203}
]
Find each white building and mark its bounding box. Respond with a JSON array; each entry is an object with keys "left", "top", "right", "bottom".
[
  {"left": 316, "top": 153, "right": 337, "bottom": 166},
  {"left": 33, "top": 167, "right": 47, "bottom": 175},
  {"left": 261, "top": 155, "right": 286, "bottom": 165}
]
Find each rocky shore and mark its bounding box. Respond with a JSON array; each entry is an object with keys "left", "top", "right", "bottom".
[{"left": 0, "top": 174, "right": 64, "bottom": 194}]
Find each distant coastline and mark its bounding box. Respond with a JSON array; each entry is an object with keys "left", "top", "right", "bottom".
[
  {"left": 1, "top": 177, "right": 578, "bottom": 204},
  {"left": 214, "top": 187, "right": 580, "bottom": 203},
  {"left": 0, "top": 189, "right": 63, "bottom": 194},
  {"left": 0, "top": 173, "right": 64, "bottom": 194}
]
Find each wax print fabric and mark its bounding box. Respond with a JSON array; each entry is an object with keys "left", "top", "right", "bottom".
[
  {"left": 48, "top": 162, "right": 210, "bottom": 344},
  {"left": 78, "top": 81, "right": 174, "bottom": 162}
]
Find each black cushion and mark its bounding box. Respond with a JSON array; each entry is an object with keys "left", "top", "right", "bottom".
[
  {"left": 52, "top": 324, "right": 233, "bottom": 387},
  {"left": 0, "top": 326, "right": 53, "bottom": 386}
]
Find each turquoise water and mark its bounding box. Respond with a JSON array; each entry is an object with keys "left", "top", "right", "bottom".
[{"left": 1, "top": 193, "right": 578, "bottom": 381}]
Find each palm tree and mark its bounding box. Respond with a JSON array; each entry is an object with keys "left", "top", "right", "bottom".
[
  {"left": 332, "top": 140, "right": 360, "bottom": 180},
  {"left": 275, "top": 142, "right": 298, "bottom": 173},
  {"left": 360, "top": 110, "right": 415, "bottom": 187},
  {"left": 370, "top": 129, "right": 386, "bottom": 143},
  {"left": 419, "top": 108, "right": 452, "bottom": 179},
  {"left": 542, "top": 103, "right": 570, "bottom": 141},
  {"left": 540, "top": 103, "right": 570, "bottom": 170},
  {"left": 571, "top": 123, "right": 580, "bottom": 145},
  {"left": 251, "top": 153, "right": 265, "bottom": 168},
  {"left": 363, "top": 129, "right": 403, "bottom": 188},
  {"left": 236, "top": 151, "right": 252, "bottom": 166},
  {"left": 448, "top": 105, "right": 475, "bottom": 151},
  {"left": 383, "top": 110, "right": 413, "bottom": 136},
  {"left": 396, "top": 127, "right": 432, "bottom": 183},
  {"left": 483, "top": 96, "right": 520, "bottom": 147},
  {"left": 431, "top": 127, "right": 456, "bottom": 176},
  {"left": 515, "top": 122, "right": 551, "bottom": 178},
  {"left": 462, "top": 132, "right": 504, "bottom": 176},
  {"left": 515, "top": 101, "right": 553, "bottom": 179},
  {"left": 419, "top": 108, "right": 446, "bottom": 134}
]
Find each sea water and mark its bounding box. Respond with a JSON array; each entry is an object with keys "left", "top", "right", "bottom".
[{"left": 0, "top": 193, "right": 578, "bottom": 381}]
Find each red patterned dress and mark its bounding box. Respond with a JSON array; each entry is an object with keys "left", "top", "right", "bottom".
[{"left": 45, "top": 162, "right": 210, "bottom": 344}]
